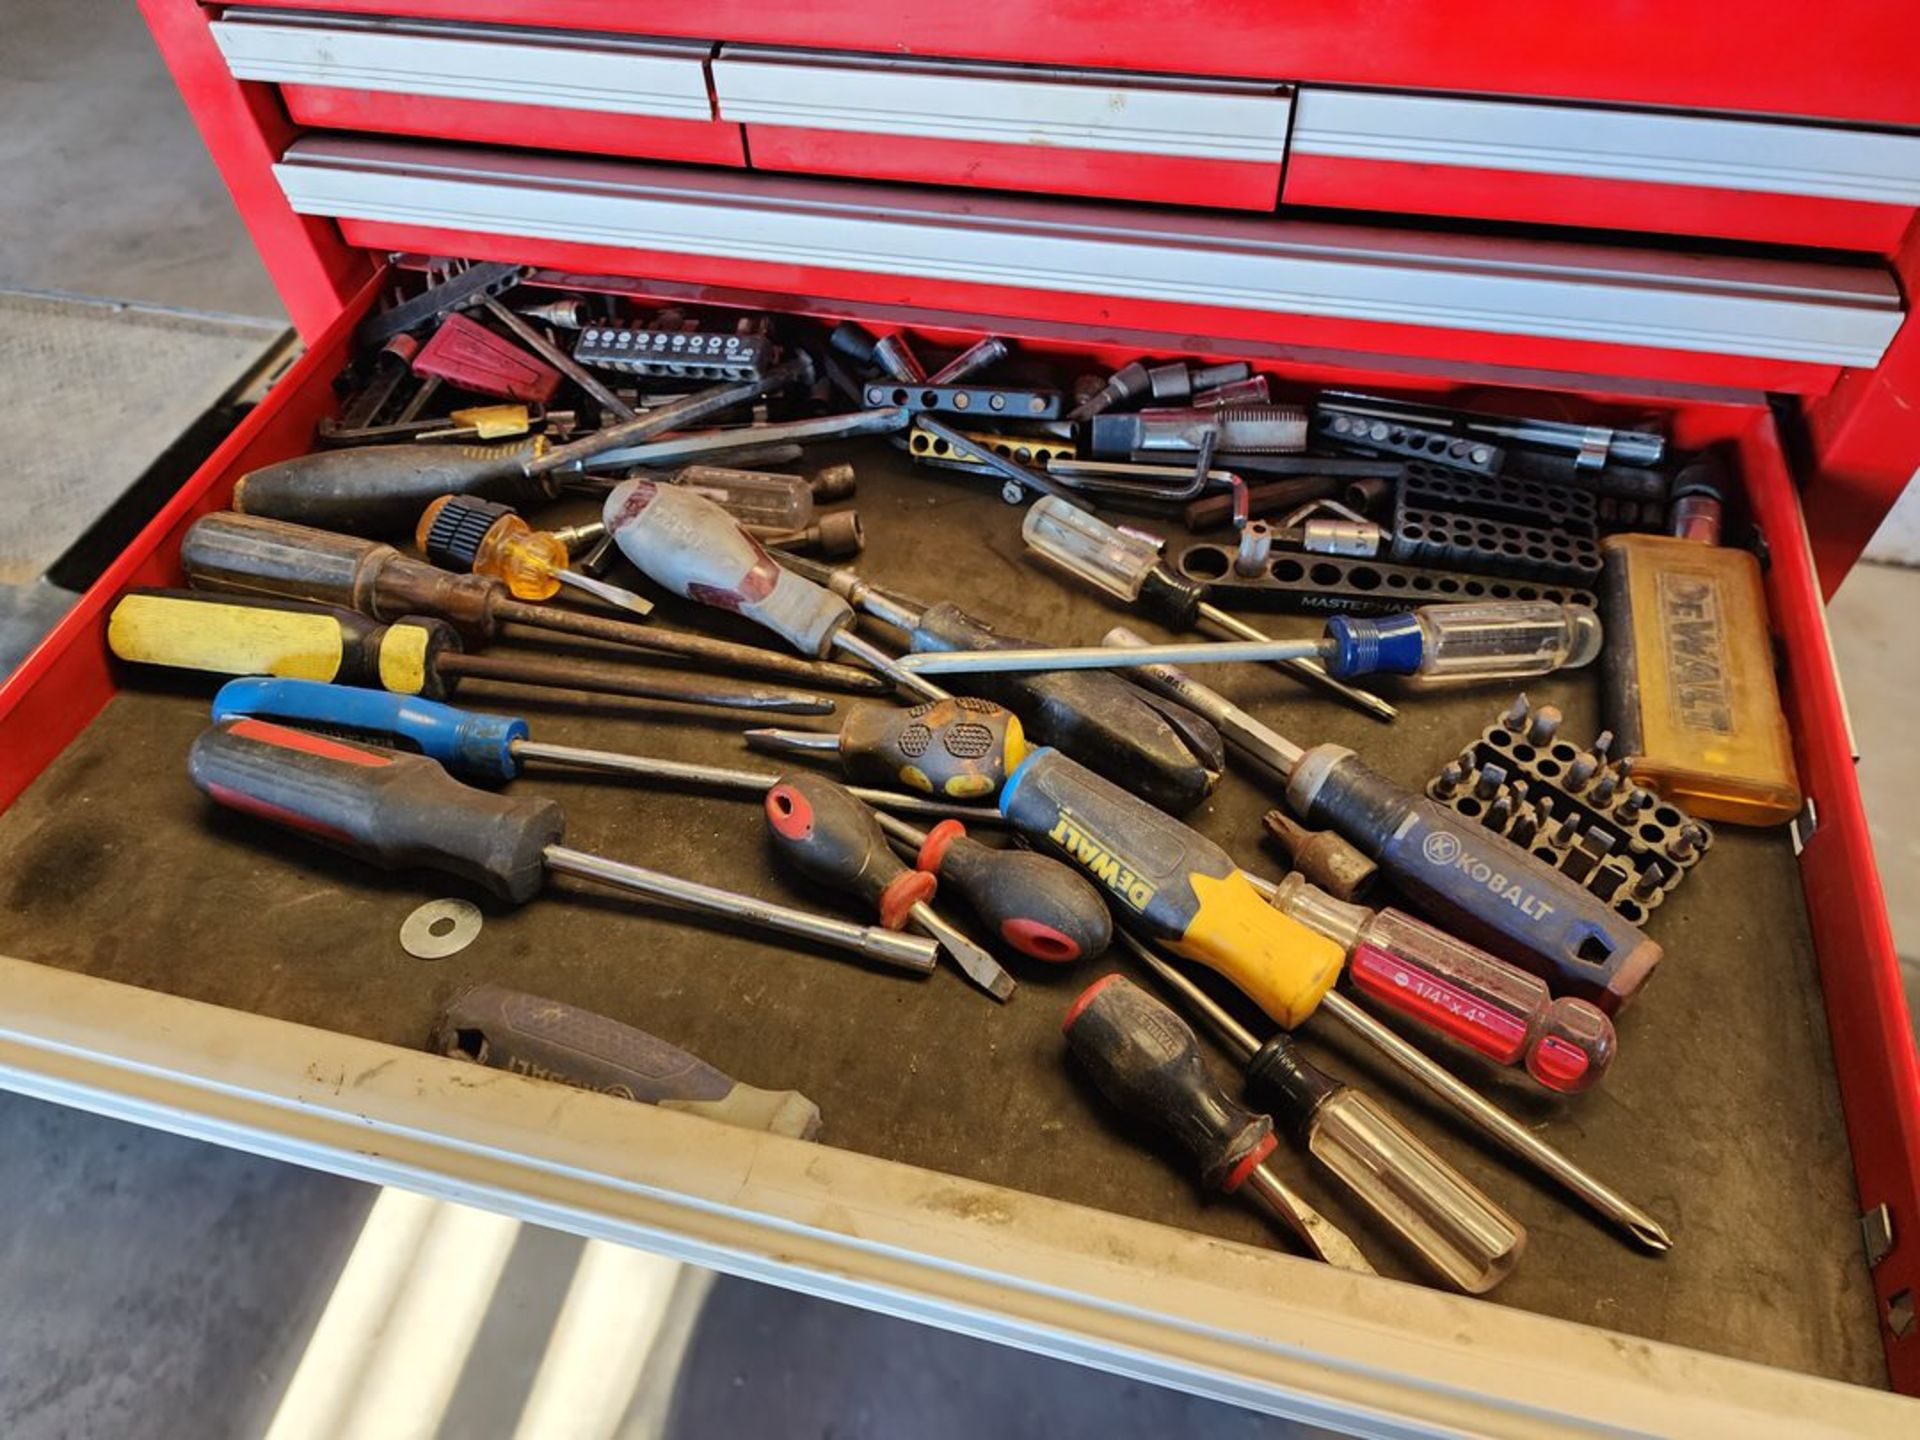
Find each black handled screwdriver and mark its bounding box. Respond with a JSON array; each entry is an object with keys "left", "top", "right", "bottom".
[
  {"left": 188, "top": 718, "right": 937, "bottom": 973},
  {"left": 1062, "top": 973, "right": 1375, "bottom": 1273},
  {"left": 746, "top": 697, "right": 1027, "bottom": 801},
  {"left": 108, "top": 591, "right": 834, "bottom": 714},
  {"left": 765, "top": 771, "right": 1016, "bottom": 1001}
]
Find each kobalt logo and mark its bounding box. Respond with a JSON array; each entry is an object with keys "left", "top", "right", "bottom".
[{"left": 1421, "top": 829, "right": 1556, "bottom": 921}]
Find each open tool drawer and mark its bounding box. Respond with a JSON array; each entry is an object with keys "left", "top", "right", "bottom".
[{"left": 0, "top": 1, "right": 1911, "bottom": 1430}]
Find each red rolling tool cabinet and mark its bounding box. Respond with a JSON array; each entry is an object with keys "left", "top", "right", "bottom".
[{"left": 0, "top": 3, "right": 1916, "bottom": 1427}]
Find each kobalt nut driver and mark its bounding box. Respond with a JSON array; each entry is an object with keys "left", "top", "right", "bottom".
[
  {"left": 1091, "top": 969, "right": 1525, "bottom": 1293},
  {"left": 418, "top": 494, "right": 653, "bottom": 616},
  {"left": 1062, "top": 974, "right": 1374, "bottom": 1274},
  {"left": 745, "top": 697, "right": 1027, "bottom": 800},
  {"left": 110, "top": 591, "right": 835, "bottom": 715},
  {"left": 1016, "top": 497, "right": 1394, "bottom": 720},
  {"left": 600, "top": 477, "right": 941, "bottom": 700},
  {"left": 206, "top": 678, "right": 984, "bottom": 824},
  {"left": 236, "top": 356, "right": 817, "bottom": 536},
  {"left": 432, "top": 984, "right": 823, "bottom": 1140},
  {"left": 1102, "top": 635, "right": 1661, "bottom": 1012},
  {"left": 188, "top": 718, "right": 939, "bottom": 974},
  {"left": 765, "top": 771, "right": 1015, "bottom": 1001},
  {"left": 180, "top": 513, "right": 887, "bottom": 694}
]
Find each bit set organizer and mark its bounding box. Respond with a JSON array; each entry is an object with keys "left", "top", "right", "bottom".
[{"left": 1426, "top": 696, "right": 1714, "bottom": 926}]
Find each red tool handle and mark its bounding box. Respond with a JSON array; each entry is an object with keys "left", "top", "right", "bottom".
[{"left": 1347, "top": 908, "right": 1616, "bottom": 1092}]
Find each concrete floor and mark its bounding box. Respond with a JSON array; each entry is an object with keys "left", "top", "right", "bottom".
[{"left": 0, "top": 4, "right": 1915, "bottom": 1435}]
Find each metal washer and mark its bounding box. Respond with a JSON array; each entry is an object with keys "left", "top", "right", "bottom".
[{"left": 400, "top": 898, "right": 483, "bottom": 960}]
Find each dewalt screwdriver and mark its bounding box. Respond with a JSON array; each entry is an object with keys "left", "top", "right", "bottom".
[
  {"left": 1108, "top": 966, "right": 1525, "bottom": 1293},
  {"left": 188, "top": 718, "right": 938, "bottom": 973},
  {"left": 745, "top": 697, "right": 1026, "bottom": 800},
  {"left": 775, "top": 552, "right": 1223, "bottom": 815},
  {"left": 181, "top": 512, "right": 887, "bottom": 694},
  {"left": 208, "top": 678, "right": 1109, "bottom": 965},
  {"left": 1001, "top": 747, "right": 1669, "bottom": 1249},
  {"left": 418, "top": 494, "right": 653, "bottom": 616},
  {"left": 1102, "top": 629, "right": 1661, "bottom": 1013},
  {"left": 234, "top": 356, "right": 818, "bottom": 536},
  {"left": 1061, "top": 974, "right": 1375, "bottom": 1274},
  {"left": 109, "top": 591, "right": 834, "bottom": 714},
  {"left": 764, "top": 771, "right": 1015, "bottom": 1001}
]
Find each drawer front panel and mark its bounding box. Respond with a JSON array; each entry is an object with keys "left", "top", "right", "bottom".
[
  {"left": 1287, "top": 89, "right": 1920, "bottom": 252},
  {"left": 714, "top": 47, "right": 1289, "bottom": 209},
  {"left": 209, "top": 9, "right": 744, "bottom": 168}
]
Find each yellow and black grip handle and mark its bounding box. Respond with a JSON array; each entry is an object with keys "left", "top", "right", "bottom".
[
  {"left": 188, "top": 718, "right": 564, "bottom": 902},
  {"left": 764, "top": 772, "right": 935, "bottom": 931},
  {"left": 838, "top": 696, "right": 1027, "bottom": 799},
  {"left": 1000, "top": 748, "right": 1345, "bottom": 1029},
  {"left": 108, "top": 590, "right": 460, "bottom": 698}
]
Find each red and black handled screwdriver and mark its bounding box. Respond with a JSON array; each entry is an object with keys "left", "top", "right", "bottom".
[{"left": 187, "top": 718, "right": 938, "bottom": 974}]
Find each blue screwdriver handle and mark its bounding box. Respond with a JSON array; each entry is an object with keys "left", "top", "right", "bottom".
[{"left": 210, "top": 677, "right": 528, "bottom": 782}]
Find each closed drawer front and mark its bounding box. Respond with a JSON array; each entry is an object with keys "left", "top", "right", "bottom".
[
  {"left": 1287, "top": 89, "right": 1920, "bottom": 252},
  {"left": 711, "top": 46, "right": 1292, "bottom": 210},
  {"left": 209, "top": 8, "right": 744, "bottom": 167},
  {"left": 270, "top": 137, "right": 1904, "bottom": 389}
]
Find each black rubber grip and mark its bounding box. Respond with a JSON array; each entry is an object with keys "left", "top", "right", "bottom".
[
  {"left": 764, "top": 771, "right": 931, "bottom": 927},
  {"left": 1063, "top": 974, "right": 1273, "bottom": 1194},
  {"left": 422, "top": 494, "right": 511, "bottom": 571},
  {"left": 918, "top": 822, "right": 1111, "bottom": 963},
  {"left": 1242, "top": 1035, "right": 1339, "bottom": 1142},
  {"left": 233, "top": 440, "right": 550, "bottom": 538},
  {"left": 188, "top": 718, "right": 563, "bottom": 903},
  {"left": 909, "top": 602, "right": 1218, "bottom": 814}
]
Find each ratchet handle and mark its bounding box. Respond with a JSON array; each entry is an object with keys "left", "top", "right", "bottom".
[
  {"left": 188, "top": 718, "right": 562, "bottom": 902},
  {"left": 431, "top": 984, "right": 823, "bottom": 1139},
  {"left": 765, "top": 771, "right": 934, "bottom": 928},
  {"left": 909, "top": 602, "right": 1219, "bottom": 814},
  {"left": 915, "top": 821, "right": 1112, "bottom": 963},
  {"left": 1348, "top": 908, "right": 1617, "bottom": 1092},
  {"left": 602, "top": 479, "right": 849, "bottom": 655},
  {"left": 210, "top": 676, "right": 528, "bottom": 783}
]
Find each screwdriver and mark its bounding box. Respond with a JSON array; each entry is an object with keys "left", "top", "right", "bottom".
[
  {"left": 1000, "top": 746, "right": 1670, "bottom": 1249},
  {"left": 601, "top": 477, "right": 944, "bottom": 701},
  {"left": 1018, "top": 496, "right": 1396, "bottom": 721},
  {"left": 432, "top": 983, "right": 823, "bottom": 1139},
  {"left": 181, "top": 512, "right": 888, "bottom": 694},
  {"left": 764, "top": 771, "right": 1015, "bottom": 1001},
  {"left": 189, "top": 718, "right": 939, "bottom": 973},
  {"left": 1101, "top": 631, "right": 1661, "bottom": 1013},
  {"left": 109, "top": 591, "right": 835, "bottom": 715},
  {"left": 234, "top": 355, "right": 819, "bottom": 536},
  {"left": 207, "top": 677, "right": 987, "bottom": 824},
  {"left": 1107, "top": 963, "right": 1525, "bottom": 1293},
  {"left": 775, "top": 552, "right": 1222, "bottom": 815},
  {"left": 209, "top": 678, "right": 1104, "bottom": 963},
  {"left": 418, "top": 494, "right": 653, "bottom": 616},
  {"left": 746, "top": 697, "right": 1026, "bottom": 800},
  {"left": 1061, "top": 974, "right": 1374, "bottom": 1274}
]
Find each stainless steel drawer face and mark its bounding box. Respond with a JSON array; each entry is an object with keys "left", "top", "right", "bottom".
[
  {"left": 209, "top": 9, "right": 717, "bottom": 121},
  {"left": 272, "top": 138, "right": 1904, "bottom": 367},
  {"left": 1291, "top": 89, "right": 1920, "bottom": 205},
  {"left": 711, "top": 46, "right": 1291, "bottom": 162}
]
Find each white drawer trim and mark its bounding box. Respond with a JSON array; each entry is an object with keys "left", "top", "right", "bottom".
[
  {"left": 0, "top": 954, "right": 1907, "bottom": 1437},
  {"left": 713, "top": 46, "right": 1290, "bottom": 163},
  {"left": 210, "top": 8, "right": 716, "bottom": 122},
  {"left": 274, "top": 140, "right": 1903, "bottom": 368},
  {"left": 1293, "top": 89, "right": 1920, "bottom": 206}
]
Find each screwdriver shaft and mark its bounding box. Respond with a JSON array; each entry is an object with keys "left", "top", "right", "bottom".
[
  {"left": 1241, "top": 1164, "right": 1378, "bottom": 1275},
  {"left": 907, "top": 900, "right": 1016, "bottom": 1003},
  {"left": 437, "top": 650, "right": 834, "bottom": 714},
  {"left": 830, "top": 628, "right": 951, "bottom": 702},
  {"left": 1104, "top": 628, "right": 1306, "bottom": 774},
  {"left": 553, "top": 568, "right": 652, "bottom": 616},
  {"left": 1196, "top": 602, "right": 1397, "bottom": 723},
  {"left": 512, "top": 740, "right": 1003, "bottom": 824},
  {"left": 896, "top": 637, "right": 1328, "bottom": 677},
  {"left": 541, "top": 844, "right": 938, "bottom": 973}
]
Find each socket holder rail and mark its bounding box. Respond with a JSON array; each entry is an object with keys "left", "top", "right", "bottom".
[
  {"left": 907, "top": 424, "right": 1075, "bottom": 468},
  {"left": 1425, "top": 698, "right": 1715, "bottom": 925},
  {"left": 1390, "top": 461, "right": 1603, "bottom": 586},
  {"left": 575, "top": 326, "right": 775, "bottom": 382},
  {"left": 1171, "top": 545, "right": 1598, "bottom": 616},
  {"left": 864, "top": 382, "right": 1062, "bottom": 420},
  {"left": 1312, "top": 409, "right": 1505, "bottom": 474}
]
